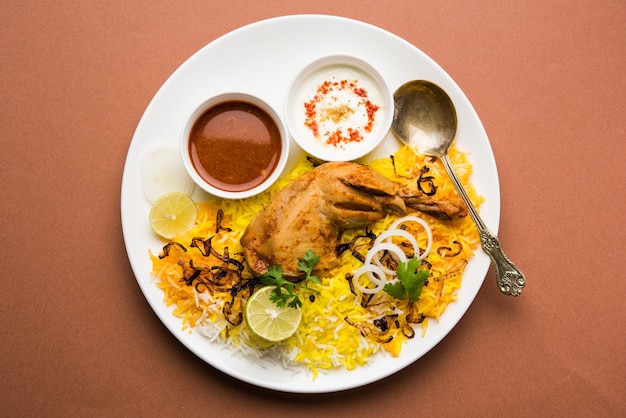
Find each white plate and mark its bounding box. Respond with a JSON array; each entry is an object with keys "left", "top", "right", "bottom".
[{"left": 121, "top": 14, "right": 500, "bottom": 393}]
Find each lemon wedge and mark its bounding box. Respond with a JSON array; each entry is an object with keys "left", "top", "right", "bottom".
[
  {"left": 149, "top": 192, "right": 198, "bottom": 239},
  {"left": 244, "top": 286, "right": 302, "bottom": 344}
]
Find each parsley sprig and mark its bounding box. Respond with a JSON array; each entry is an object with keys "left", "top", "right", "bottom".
[
  {"left": 383, "top": 257, "right": 429, "bottom": 302},
  {"left": 259, "top": 250, "right": 321, "bottom": 309}
]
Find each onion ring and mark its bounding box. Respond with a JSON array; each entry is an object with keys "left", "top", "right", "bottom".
[
  {"left": 389, "top": 215, "right": 433, "bottom": 260},
  {"left": 350, "top": 215, "right": 433, "bottom": 296},
  {"left": 352, "top": 264, "right": 387, "bottom": 294},
  {"left": 364, "top": 242, "right": 408, "bottom": 280},
  {"left": 371, "top": 228, "right": 420, "bottom": 274}
]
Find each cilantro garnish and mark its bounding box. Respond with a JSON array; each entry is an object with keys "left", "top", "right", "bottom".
[
  {"left": 383, "top": 257, "right": 429, "bottom": 302},
  {"left": 259, "top": 250, "right": 321, "bottom": 309}
]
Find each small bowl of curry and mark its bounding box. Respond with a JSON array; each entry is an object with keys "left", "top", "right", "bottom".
[{"left": 181, "top": 93, "right": 289, "bottom": 199}]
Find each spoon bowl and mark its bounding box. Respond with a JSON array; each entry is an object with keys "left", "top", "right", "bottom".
[
  {"left": 392, "top": 81, "right": 457, "bottom": 157},
  {"left": 391, "top": 80, "right": 525, "bottom": 296}
]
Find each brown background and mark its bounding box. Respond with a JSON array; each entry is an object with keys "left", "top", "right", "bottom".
[{"left": 1, "top": 1, "right": 624, "bottom": 416}]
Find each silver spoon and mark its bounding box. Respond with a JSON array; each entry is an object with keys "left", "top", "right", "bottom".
[{"left": 391, "top": 80, "right": 525, "bottom": 296}]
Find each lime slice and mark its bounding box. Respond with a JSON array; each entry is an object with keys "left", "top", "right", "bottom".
[
  {"left": 245, "top": 286, "right": 302, "bottom": 344},
  {"left": 149, "top": 192, "right": 198, "bottom": 239}
]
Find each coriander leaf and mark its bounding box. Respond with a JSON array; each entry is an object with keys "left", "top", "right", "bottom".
[
  {"left": 259, "top": 265, "right": 296, "bottom": 308},
  {"left": 298, "top": 249, "right": 321, "bottom": 285},
  {"left": 385, "top": 257, "right": 429, "bottom": 302},
  {"left": 257, "top": 250, "right": 321, "bottom": 309},
  {"left": 396, "top": 257, "right": 419, "bottom": 284},
  {"left": 287, "top": 294, "right": 302, "bottom": 309},
  {"left": 259, "top": 265, "right": 283, "bottom": 286},
  {"left": 406, "top": 270, "right": 428, "bottom": 302},
  {"left": 383, "top": 281, "right": 406, "bottom": 299},
  {"left": 269, "top": 286, "right": 298, "bottom": 308}
]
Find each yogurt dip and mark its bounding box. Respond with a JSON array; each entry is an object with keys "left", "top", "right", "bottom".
[{"left": 286, "top": 56, "right": 392, "bottom": 161}]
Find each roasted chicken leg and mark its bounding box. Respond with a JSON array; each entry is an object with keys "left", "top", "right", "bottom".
[{"left": 240, "top": 161, "right": 467, "bottom": 278}]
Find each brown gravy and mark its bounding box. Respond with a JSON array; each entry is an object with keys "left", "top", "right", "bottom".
[{"left": 189, "top": 101, "right": 282, "bottom": 192}]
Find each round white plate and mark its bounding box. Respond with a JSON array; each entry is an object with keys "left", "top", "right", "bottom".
[{"left": 121, "top": 14, "right": 500, "bottom": 393}]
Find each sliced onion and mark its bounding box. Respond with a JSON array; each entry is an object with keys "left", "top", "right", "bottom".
[
  {"left": 352, "top": 264, "right": 387, "bottom": 294},
  {"left": 389, "top": 215, "right": 433, "bottom": 261},
  {"left": 140, "top": 146, "right": 195, "bottom": 204},
  {"left": 364, "top": 242, "right": 407, "bottom": 280},
  {"left": 350, "top": 215, "right": 433, "bottom": 296},
  {"left": 372, "top": 228, "right": 420, "bottom": 266}
]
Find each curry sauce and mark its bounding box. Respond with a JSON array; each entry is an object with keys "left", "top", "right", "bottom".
[{"left": 189, "top": 101, "right": 282, "bottom": 192}]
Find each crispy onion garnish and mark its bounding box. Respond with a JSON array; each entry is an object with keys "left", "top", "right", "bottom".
[
  {"left": 159, "top": 241, "right": 187, "bottom": 258},
  {"left": 345, "top": 300, "right": 424, "bottom": 343},
  {"left": 344, "top": 300, "right": 427, "bottom": 343},
  {"left": 157, "top": 212, "right": 258, "bottom": 328},
  {"left": 390, "top": 154, "right": 412, "bottom": 178},
  {"left": 215, "top": 208, "right": 232, "bottom": 233},
  {"left": 306, "top": 156, "right": 326, "bottom": 167},
  {"left": 190, "top": 236, "right": 245, "bottom": 272},
  {"left": 401, "top": 304, "right": 426, "bottom": 339},
  {"left": 336, "top": 228, "right": 376, "bottom": 263},
  {"left": 437, "top": 240, "right": 463, "bottom": 257},
  {"left": 344, "top": 316, "right": 394, "bottom": 344},
  {"left": 345, "top": 273, "right": 376, "bottom": 308},
  {"left": 417, "top": 166, "right": 438, "bottom": 196}
]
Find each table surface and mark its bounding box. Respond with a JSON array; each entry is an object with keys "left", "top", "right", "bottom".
[{"left": 2, "top": 1, "right": 624, "bottom": 416}]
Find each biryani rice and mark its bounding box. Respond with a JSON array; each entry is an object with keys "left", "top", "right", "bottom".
[{"left": 149, "top": 145, "right": 481, "bottom": 377}]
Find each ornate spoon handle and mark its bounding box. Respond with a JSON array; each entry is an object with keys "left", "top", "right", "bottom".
[
  {"left": 478, "top": 229, "right": 526, "bottom": 296},
  {"left": 441, "top": 155, "right": 526, "bottom": 296}
]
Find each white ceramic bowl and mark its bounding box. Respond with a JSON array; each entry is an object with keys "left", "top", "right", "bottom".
[
  {"left": 180, "top": 93, "right": 289, "bottom": 199},
  {"left": 285, "top": 55, "right": 393, "bottom": 162}
]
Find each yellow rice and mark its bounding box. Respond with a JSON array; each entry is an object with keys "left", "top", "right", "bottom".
[{"left": 149, "top": 145, "right": 481, "bottom": 378}]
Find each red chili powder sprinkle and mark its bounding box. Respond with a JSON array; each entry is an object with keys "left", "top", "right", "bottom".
[
  {"left": 363, "top": 99, "right": 380, "bottom": 132},
  {"left": 353, "top": 87, "right": 367, "bottom": 98},
  {"left": 318, "top": 81, "right": 334, "bottom": 95},
  {"left": 303, "top": 76, "right": 379, "bottom": 145},
  {"left": 325, "top": 127, "right": 364, "bottom": 146}
]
